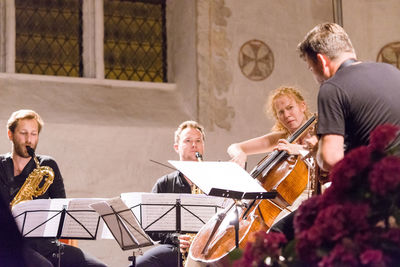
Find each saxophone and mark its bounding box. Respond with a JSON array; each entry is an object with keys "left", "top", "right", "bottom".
[
  {"left": 190, "top": 152, "right": 204, "bottom": 194},
  {"left": 181, "top": 152, "right": 204, "bottom": 266},
  {"left": 10, "top": 146, "right": 55, "bottom": 208}
]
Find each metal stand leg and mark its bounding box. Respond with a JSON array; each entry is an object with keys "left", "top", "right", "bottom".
[
  {"left": 52, "top": 239, "right": 64, "bottom": 267},
  {"left": 177, "top": 246, "right": 182, "bottom": 267},
  {"left": 128, "top": 254, "right": 136, "bottom": 267},
  {"left": 128, "top": 248, "right": 143, "bottom": 267},
  {"left": 232, "top": 204, "right": 240, "bottom": 248}
]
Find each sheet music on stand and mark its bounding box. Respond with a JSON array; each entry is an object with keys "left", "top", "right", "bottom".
[
  {"left": 12, "top": 198, "right": 105, "bottom": 239},
  {"left": 120, "top": 192, "right": 231, "bottom": 233},
  {"left": 169, "top": 160, "right": 277, "bottom": 250},
  {"left": 90, "top": 197, "right": 155, "bottom": 251},
  {"left": 168, "top": 160, "right": 277, "bottom": 200}
]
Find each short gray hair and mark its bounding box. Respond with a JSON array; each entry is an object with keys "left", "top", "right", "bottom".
[
  {"left": 174, "top": 120, "right": 205, "bottom": 144},
  {"left": 297, "top": 22, "right": 355, "bottom": 62}
]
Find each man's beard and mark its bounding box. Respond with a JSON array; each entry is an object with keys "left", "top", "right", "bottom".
[{"left": 13, "top": 140, "right": 36, "bottom": 158}]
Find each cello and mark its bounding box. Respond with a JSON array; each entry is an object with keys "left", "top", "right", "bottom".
[{"left": 186, "top": 115, "right": 317, "bottom": 267}]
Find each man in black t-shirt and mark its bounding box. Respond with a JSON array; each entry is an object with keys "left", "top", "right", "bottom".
[
  {"left": 136, "top": 120, "right": 206, "bottom": 267},
  {"left": 270, "top": 22, "right": 400, "bottom": 244},
  {"left": 298, "top": 22, "right": 400, "bottom": 172},
  {"left": 0, "top": 109, "right": 107, "bottom": 267}
]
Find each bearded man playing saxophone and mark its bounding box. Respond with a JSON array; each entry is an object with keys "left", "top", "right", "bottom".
[{"left": 0, "top": 109, "right": 106, "bottom": 267}]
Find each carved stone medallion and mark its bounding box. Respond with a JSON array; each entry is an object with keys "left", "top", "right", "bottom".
[
  {"left": 377, "top": 41, "right": 400, "bottom": 70},
  {"left": 238, "top": 39, "right": 274, "bottom": 81}
]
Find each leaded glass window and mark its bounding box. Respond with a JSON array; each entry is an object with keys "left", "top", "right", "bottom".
[
  {"left": 15, "top": 0, "right": 83, "bottom": 77},
  {"left": 104, "top": 0, "right": 166, "bottom": 82}
]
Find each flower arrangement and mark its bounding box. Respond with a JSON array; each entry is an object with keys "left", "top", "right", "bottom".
[
  {"left": 233, "top": 124, "right": 400, "bottom": 267},
  {"left": 232, "top": 231, "right": 287, "bottom": 267}
]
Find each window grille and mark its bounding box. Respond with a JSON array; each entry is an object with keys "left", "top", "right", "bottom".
[
  {"left": 104, "top": 0, "right": 167, "bottom": 82},
  {"left": 15, "top": 0, "right": 83, "bottom": 77}
]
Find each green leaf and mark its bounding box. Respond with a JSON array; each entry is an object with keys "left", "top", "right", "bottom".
[
  {"left": 282, "top": 239, "right": 296, "bottom": 260},
  {"left": 228, "top": 247, "right": 243, "bottom": 262}
]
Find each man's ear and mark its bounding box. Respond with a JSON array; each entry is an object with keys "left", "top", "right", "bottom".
[
  {"left": 7, "top": 130, "right": 13, "bottom": 141},
  {"left": 316, "top": 53, "right": 329, "bottom": 68},
  {"left": 173, "top": 143, "right": 179, "bottom": 154},
  {"left": 316, "top": 53, "right": 332, "bottom": 76}
]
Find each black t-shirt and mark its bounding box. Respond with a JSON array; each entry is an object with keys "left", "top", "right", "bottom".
[
  {"left": 152, "top": 171, "right": 191, "bottom": 194},
  {"left": 317, "top": 62, "right": 400, "bottom": 152},
  {"left": 0, "top": 153, "right": 66, "bottom": 204},
  {"left": 0, "top": 153, "right": 66, "bottom": 258}
]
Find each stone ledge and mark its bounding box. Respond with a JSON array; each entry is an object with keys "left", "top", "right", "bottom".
[
  {"left": 0, "top": 73, "right": 192, "bottom": 128},
  {"left": 0, "top": 72, "right": 176, "bottom": 91}
]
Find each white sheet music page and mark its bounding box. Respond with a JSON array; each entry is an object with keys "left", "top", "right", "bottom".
[
  {"left": 61, "top": 198, "right": 106, "bottom": 239},
  {"left": 99, "top": 218, "right": 114, "bottom": 239},
  {"left": 119, "top": 192, "right": 143, "bottom": 223},
  {"left": 180, "top": 194, "right": 229, "bottom": 232},
  {"left": 12, "top": 198, "right": 69, "bottom": 237},
  {"left": 168, "top": 161, "right": 267, "bottom": 195},
  {"left": 90, "top": 198, "right": 154, "bottom": 250},
  {"left": 120, "top": 192, "right": 232, "bottom": 232},
  {"left": 121, "top": 192, "right": 178, "bottom": 232},
  {"left": 90, "top": 198, "right": 134, "bottom": 247}
]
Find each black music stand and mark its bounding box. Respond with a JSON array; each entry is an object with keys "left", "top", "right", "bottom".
[
  {"left": 119, "top": 192, "right": 228, "bottom": 267},
  {"left": 90, "top": 198, "right": 155, "bottom": 267},
  {"left": 168, "top": 160, "right": 277, "bottom": 249},
  {"left": 13, "top": 198, "right": 103, "bottom": 267}
]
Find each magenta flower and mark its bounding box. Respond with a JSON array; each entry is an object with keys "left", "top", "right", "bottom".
[
  {"left": 233, "top": 124, "right": 400, "bottom": 267},
  {"left": 294, "top": 195, "right": 322, "bottom": 233},
  {"left": 369, "top": 156, "right": 400, "bottom": 196},
  {"left": 296, "top": 230, "right": 320, "bottom": 263},
  {"left": 233, "top": 231, "right": 287, "bottom": 267},
  {"left": 312, "top": 203, "right": 369, "bottom": 242},
  {"left": 318, "top": 244, "right": 358, "bottom": 267},
  {"left": 295, "top": 203, "right": 370, "bottom": 264},
  {"left": 329, "top": 146, "right": 372, "bottom": 192},
  {"left": 369, "top": 124, "right": 400, "bottom": 153},
  {"left": 359, "top": 249, "right": 384, "bottom": 266}
]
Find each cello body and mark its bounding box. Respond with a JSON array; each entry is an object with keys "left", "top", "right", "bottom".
[
  {"left": 187, "top": 115, "right": 316, "bottom": 267},
  {"left": 188, "top": 155, "right": 308, "bottom": 266},
  {"left": 188, "top": 199, "right": 266, "bottom": 266}
]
